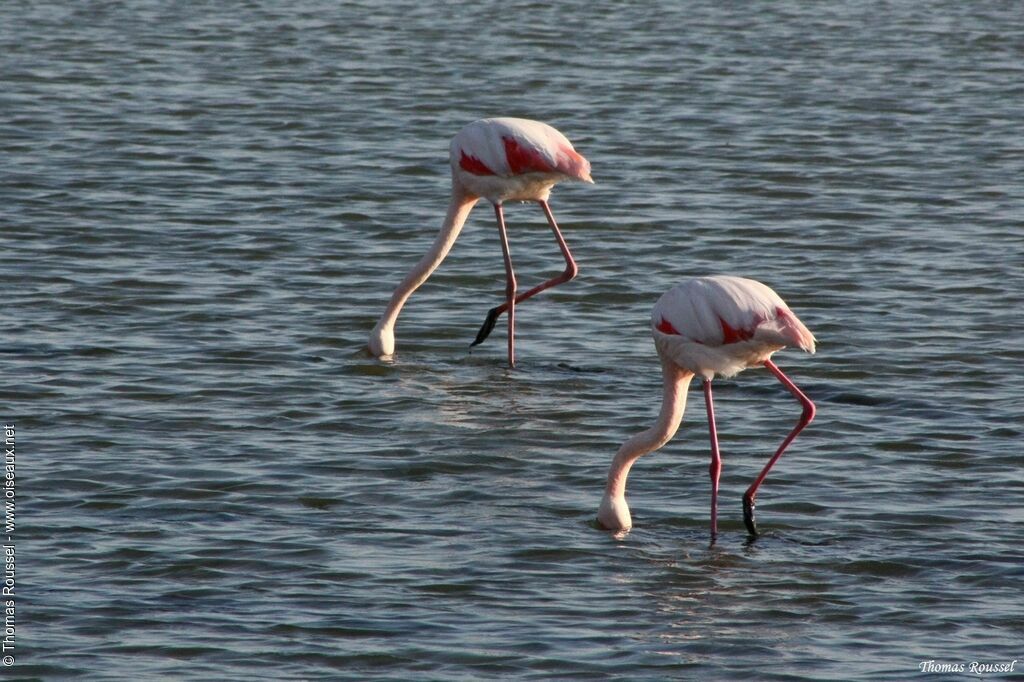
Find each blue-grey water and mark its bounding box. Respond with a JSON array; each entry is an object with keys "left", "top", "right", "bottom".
[{"left": 5, "top": 1, "right": 1024, "bottom": 680}]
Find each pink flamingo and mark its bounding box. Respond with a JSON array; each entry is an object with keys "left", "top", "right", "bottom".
[
  {"left": 368, "top": 117, "right": 593, "bottom": 367},
  {"left": 597, "top": 276, "right": 817, "bottom": 538}
]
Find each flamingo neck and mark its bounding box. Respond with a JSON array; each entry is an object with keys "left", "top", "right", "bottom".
[
  {"left": 375, "top": 185, "right": 479, "bottom": 335},
  {"left": 604, "top": 359, "right": 693, "bottom": 499}
]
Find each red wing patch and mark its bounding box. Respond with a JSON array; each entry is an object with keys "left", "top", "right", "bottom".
[
  {"left": 502, "top": 136, "right": 556, "bottom": 175},
  {"left": 656, "top": 318, "right": 680, "bottom": 335},
  {"left": 718, "top": 312, "right": 770, "bottom": 344},
  {"left": 719, "top": 316, "right": 755, "bottom": 344},
  {"left": 459, "top": 151, "right": 495, "bottom": 176}
]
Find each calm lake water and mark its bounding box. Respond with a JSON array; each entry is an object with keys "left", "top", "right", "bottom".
[{"left": 5, "top": 1, "right": 1024, "bottom": 679}]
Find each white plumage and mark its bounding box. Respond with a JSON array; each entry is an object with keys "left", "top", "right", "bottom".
[
  {"left": 652, "top": 275, "right": 816, "bottom": 379},
  {"left": 449, "top": 117, "right": 592, "bottom": 204}
]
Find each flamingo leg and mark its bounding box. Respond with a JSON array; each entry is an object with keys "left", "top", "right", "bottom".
[
  {"left": 471, "top": 200, "right": 578, "bottom": 347},
  {"left": 493, "top": 203, "right": 517, "bottom": 367},
  {"left": 742, "top": 359, "right": 816, "bottom": 536},
  {"left": 703, "top": 379, "right": 722, "bottom": 539}
]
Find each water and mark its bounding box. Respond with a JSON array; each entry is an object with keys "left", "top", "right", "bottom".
[{"left": 5, "top": 1, "right": 1024, "bottom": 679}]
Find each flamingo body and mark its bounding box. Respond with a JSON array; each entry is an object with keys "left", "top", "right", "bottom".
[
  {"left": 653, "top": 276, "right": 815, "bottom": 379},
  {"left": 451, "top": 117, "right": 592, "bottom": 203},
  {"left": 369, "top": 117, "right": 591, "bottom": 365},
  {"left": 598, "top": 276, "right": 817, "bottom": 538}
]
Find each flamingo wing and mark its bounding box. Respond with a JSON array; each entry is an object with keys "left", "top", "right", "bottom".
[
  {"left": 653, "top": 276, "right": 816, "bottom": 353},
  {"left": 451, "top": 118, "right": 591, "bottom": 182}
]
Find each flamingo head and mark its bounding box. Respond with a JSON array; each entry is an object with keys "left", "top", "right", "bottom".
[
  {"left": 368, "top": 320, "right": 395, "bottom": 358},
  {"left": 597, "top": 493, "right": 632, "bottom": 532}
]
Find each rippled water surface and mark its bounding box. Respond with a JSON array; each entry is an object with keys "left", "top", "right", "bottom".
[{"left": 5, "top": 1, "right": 1024, "bottom": 679}]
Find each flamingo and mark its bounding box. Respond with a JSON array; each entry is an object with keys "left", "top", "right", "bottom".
[
  {"left": 368, "top": 117, "right": 593, "bottom": 367},
  {"left": 597, "top": 275, "right": 817, "bottom": 538}
]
